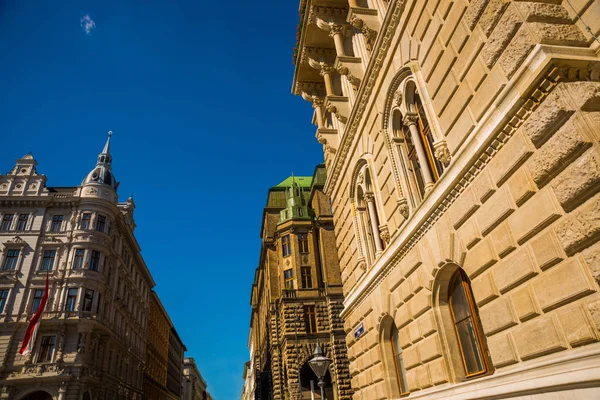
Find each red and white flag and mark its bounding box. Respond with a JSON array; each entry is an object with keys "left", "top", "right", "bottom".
[{"left": 20, "top": 273, "right": 49, "bottom": 355}]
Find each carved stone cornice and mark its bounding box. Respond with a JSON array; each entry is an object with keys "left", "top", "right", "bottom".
[{"left": 301, "top": 47, "right": 337, "bottom": 65}]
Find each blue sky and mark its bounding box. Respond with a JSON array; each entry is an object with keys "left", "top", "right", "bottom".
[{"left": 0, "top": 1, "right": 322, "bottom": 398}]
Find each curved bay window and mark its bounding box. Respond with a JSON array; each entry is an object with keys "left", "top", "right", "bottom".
[{"left": 449, "top": 269, "right": 489, "bottom": 377}]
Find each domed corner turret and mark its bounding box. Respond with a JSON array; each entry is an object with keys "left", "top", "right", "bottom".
[{"left": 81, "top": 131, "right": 120, "bottom": 203}]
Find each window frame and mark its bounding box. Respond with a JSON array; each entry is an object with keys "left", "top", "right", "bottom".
[
  {"left": 298, "top": 233, "right": 309, "bottom": 253},
  {"left": 32, "top": 289, "right": 45, "bottom": 313},
  {"left": 82, "top": 289, "right": 94, "bottom": 312},
  {"left": 2, "top": 249, "right": 20, "bottom": 271},
  {"left": 80, "top": 213, "right": 92, "bottom": 230},
  {"left": 73, "top": 249, "right": 85, "bottom": 269},
  {"left": 304, "top": 305, "right": 317, "bottom": 334},
  {"left": 65, "top": 288, "right": 78, "bottom": 312},
  {"left": 284, "top": 269, "right": 294, "bottom": 290},
  {"left": 300, "top": 266, "right": 312, "bottom": 289},
  {"left": 37, "top": 335, "right": 56, "bottom": 363},
  {"left": 391, "top": 325, "right": 409, "bottom": 395},
  {"left": 16, "top": 214, "right": 29, "bottom": 231},
  {"left": 95, "top": 214, "right": 106, "bottom": 233},
  {"left": 0, "top": 289, "right": 9, "bottom": 313},
  {"left": 40, "top": 249, "right": 57, "bottom": 271},
  {"left": 0, "top": 214, "right": 14, "bottom": 231},
  {"left": 448, "top": 269, "right": 490, "bottom": 378},
  {"left": 50, "top": 215, "right": 64, "bottom": 232},
  {"left": 281, "top": 235, "right": 292, "bottom": 257},
  {"left": 90, "top": 250, "right": 101, "bottom": 271}
]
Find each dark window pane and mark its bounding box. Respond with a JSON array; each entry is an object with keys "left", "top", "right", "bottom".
[
  {"left": 39, "top": 335, "right": 56, "bottom": 362},
  {"left": 450, "top": 276, "right": 471, "bottom": 323},
  {"left": 73, "top": 249, "right": 85, "bottom": 269},
  {"left": 0, "top": 290, "right": 9, "bottom": 313},
  {"left": 32, "top": 289, "right": 44, "bottom": 312},
  {"left": 80, "top": 213, "right": 91, "bottom": 229},
  {"left": 16, "top": 214, "right": 28, "bottom": 231},
  {"left": 0, "top": 214, "right": 13, "bottom": 231},
  {"left": 41, "top": 250, "right": 56, "bottom": 271},
  {"left": 50, "top": 215, "right": 64, "bottom": 232},
  {"left": 456, "top": 318, "right": 486, "bottom": 375},
  {"left": 2, "top": 249, "right": 20, "bottom": 271}
]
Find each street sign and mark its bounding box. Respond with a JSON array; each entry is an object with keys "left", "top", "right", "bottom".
[{"left": 354, "top": 323, "right": 364, "bottom": 339}]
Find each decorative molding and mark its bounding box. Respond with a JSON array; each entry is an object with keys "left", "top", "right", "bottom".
[
  {"left": 341, "top": 61, "right": 600, "bottom": 318},
  {"left": 325, "top": 0, "right": 408, "bottom": 196},
  {"left": 433, "top": 140, "right": 451, "bottom": 166}
]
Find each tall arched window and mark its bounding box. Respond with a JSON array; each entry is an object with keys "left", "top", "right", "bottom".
[
  {"left": 415, "top": 93, "right": 444, "bottom": 180},
  {"left": 353, "top": 163, "right": 385, "bottom": 266},
  {"left": 391, "top": 325, "right": 409, "bottom": 395},
  {"left": 449, "top": 269, "right": 489, "bottom": 377}
]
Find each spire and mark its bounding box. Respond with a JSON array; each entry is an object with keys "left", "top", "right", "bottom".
[
  {"left": 82, "top": 131, "right": 119, "bottom": 191},
  {"left": 97, "top": 131, "right": 113, "bottom": 167}
]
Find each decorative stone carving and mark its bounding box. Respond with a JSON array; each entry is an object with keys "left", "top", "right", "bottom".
[
  {"left": 326, "top": 104, "right": 347, "bottom": 124},
  {"left": 433, "top": 140, "right": 452, "bottom": 166},
  {"left": 403, "top": 113, "right": 418, "bottom": 126},
  {"left": 379, "top": 225, "right": 390, "bottom": 244},
  {"left": 357, "top": 258, "right": 367, "bottom": 271},
  {"left": 6, "top": 236, "right": 25, "bottom": 244},
  {"left": 85, "top": 187, "right": 97, "bottom": 194},
  {"left": 311, "top": 97, "right": 324, "bottom": 109},
  {"left": 329, "top": 24, "right": 345, "bottom": 37},
  {"left": 363, "top": 192, "right": 374, "bottom": 203},
  {"left": 398, "top": 197, "right": 409, "bottom": 219},
  {"left": 319, "top": 64, "right": 335, "bottom": 76},
  {"left": 394, "top": 91, "right": 403, "bottom": 107}
]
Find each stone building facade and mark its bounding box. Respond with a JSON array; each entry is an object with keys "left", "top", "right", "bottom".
[
  {"left": 143, "top": 291, "right": 176, "bottom": 400},
  {"left": 292, "top": 0, "right": 600, "bottom": 399},
  {"left": 248, "top": 166, "right": 352, "bottom": 400},
  {"left": 182, "top": 357, "right": 209, "bottom": 400},
  {"left": 166, "top": 328, "right": 186, "bottom": 398},
  {"left": 0, "top": 135, "right": 154, "bottom": 399}
]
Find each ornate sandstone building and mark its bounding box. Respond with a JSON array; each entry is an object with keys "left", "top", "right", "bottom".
[
  {"left": 248, "top": 166, "right": 352, "bottom": 400},
  {"left": 0, "top": 134, "right": 195, "bottom": 399},
  {"left": 292, "top": 0, "right": 600, "bottom": 399}
]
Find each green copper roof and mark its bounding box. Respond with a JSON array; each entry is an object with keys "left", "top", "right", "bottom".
[{"left": 274, "top": 176, "right": 312, "bottom": 188}]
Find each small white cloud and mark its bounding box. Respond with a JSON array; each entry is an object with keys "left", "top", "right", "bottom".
[{"left": 80, "top": 14, "right": 96, "bottom": 35}]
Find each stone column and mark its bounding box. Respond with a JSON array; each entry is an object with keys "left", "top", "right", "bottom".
[
  {"left": 320, "top": 65, "right": 335, "bottom": 96},
  {"left": 404, "top": 113, "right": 435, "bottom": 192},
  {"left": 363, "top": 193, "right": 383, "bottom": 255},
  {"left": 58, "top": 382, "right": 67, "bottom": 400},
  {"left": 312, "top": 98, "right": 325, "bottom": 128},
  {"left": 329, "top": 25, "right": 345, "bottom": 57}
]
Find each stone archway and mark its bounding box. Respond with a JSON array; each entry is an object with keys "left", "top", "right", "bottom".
[{"left": 20, "top": 392, "right": 53, "bottom": 400}]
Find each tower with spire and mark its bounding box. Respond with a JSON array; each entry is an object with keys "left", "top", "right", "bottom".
[{"left": 81, "top": 131, "right": 119, "bottom": 202}]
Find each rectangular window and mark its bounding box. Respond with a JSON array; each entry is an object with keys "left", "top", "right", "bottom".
[
  {"left": 90, "top": 250, "right": 101, "bottom": 271},
  {"left": 301, "top": 266, "right": 312, "bottom": 289},
  {"left": 97, "top": 293, "right": 102, "bottom": 314},
  {"left": 65, "top": 288, "right": 78, "bottom": 311},
  {"left": 298, "top": 233, "right": 309, "bottom": 253},
  {"left": 16, "top": 214, "right": 28, "bottom": 231},
  {"left": 83, "top": 289, "right": 94, "bottom": 312},
  {"left": 0, "top": 289, "right": 9, "bottom": 313},
  {"left": 304, "top": 305, "right": 317, "bottom": 333},
  {"left": 32, "top": 289, "right": 44, "bottom": 313},
  {"left": 41, "top": 250, "right": 56, "bottom": 271},
  {"left": 50, "top": 215, "right": 64, "bottom": 232},
  {"left": 2, "top": 249, "right": 20, "bottom": 271},
  {"left": 73, "top": 249, "right": 85, "bottom": 269},
  {"left": 0, "top": 214, "right": 13, "bottom": 231},
  {"left": 284, "top": 269, "right": 294, "bottom": 290},
  {"left": 80, "top": 213, "right": 91, "bottom": 229},
  {"left": 95, "top": 215, "right": 106, "bottom": 232},
  {"left": 38, "top": 335, "right": 56, "bottom": 362},
  {"left": 282, "top": 235, "right": 291, "bottom": 257}
]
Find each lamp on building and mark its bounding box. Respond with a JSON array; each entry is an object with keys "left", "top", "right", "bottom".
[{"left": 308, "top": 342, "right": 332, "bottom": 400}]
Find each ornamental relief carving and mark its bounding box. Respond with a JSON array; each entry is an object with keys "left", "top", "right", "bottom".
[{"left": 433, "top": 140, "right": 451, "bottom": 166}]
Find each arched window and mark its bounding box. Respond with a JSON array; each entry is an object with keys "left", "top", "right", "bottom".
[
  {"left": 391, "top": 325, "right": 409, "bottom": 395},
  {"left": 353, "top": 163, "right": 385, "bottom": 266},
  {"left": 448, "top": 269, "right": 489, "bottom": 377},
  {"left": 415, "top": 93, "right": 444, "bottom": 181}
]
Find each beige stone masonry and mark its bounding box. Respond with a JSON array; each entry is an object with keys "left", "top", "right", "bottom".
[
  {"left": 510, "top": 284, "right": 541, "bottom": 322},
  {"left": 493, "top": 244, "right": 539, "bottom": 293},
  {"left": 506, "top": 166, "right": 537, "bottom": 206},
  {"left": 475, "top": 186, "right": 516, "bottom": 236},
  {"left": 457, "top": 218, "right": 481, "bottom": 250},
  {"left": 471, "top": 168, "right": 496, "bottom": 204},
  {"left": 488, "top": 130, "right": 535, "bottom": 186},
  {"left": 528, "top": 113, "right": 593, "bottom": 188},
  {"left": 480, "top": 296, "right": 518, "bottom": 335},
  {"left": 557, "top": 303, "right": 598, "bottom": 347},
  {"left": 551, "top": 146, "right": 600, "bottom": 212},
  {"left": 471, "top": 271, "right": 500, "bottom": 307},
  {"left": 532, "top": 256, "right": 596, "bottom": 312},
  {"left": 582, "top": 241, "right": 600, "bottom": 285},
  {"left": 463, "top": 236, "right": 498, "bottom": 278},
  {"left": 488, "top": 332, "right": 519, "bottom": 368},
  {"left": 530, "top": 228, "right": 565, "bottom": 270},
  {"left": 507, "top": 187, "right": 563, "bottom": 245},
  {"left": 448, "top": 186, "right": 480, "bottom": 229},
  {"left": 512, "top": 314, "right": 567, "bottom": 360},
  {"left": 489, "top": 221, "right": 517, "bottom": 258},
  {"left": 480, "top": 6, "right": 522, "bottom": 70},
  {"left": 556, "top": 193, "right": 600, "bottom": 256},
  {"left": 418, "top": 334, "right": 443, "bottom": 363}
]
